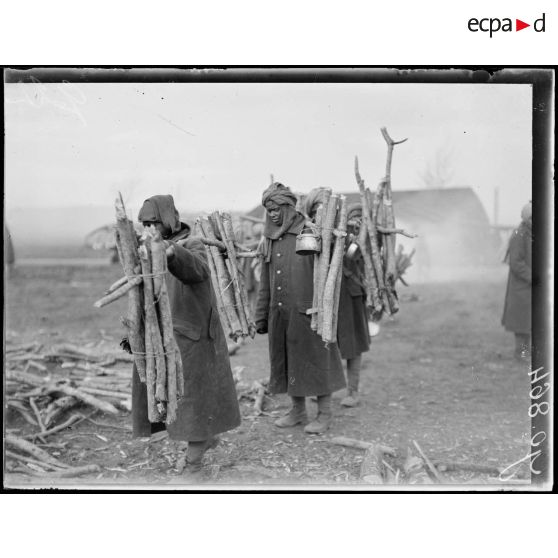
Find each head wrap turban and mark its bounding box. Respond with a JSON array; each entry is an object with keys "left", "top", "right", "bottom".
[
  {"left": 346, "top": 202, "right": 363, "bottom": 223},
  {"left": 261, "top": 182, "right": 298, "bottom": 208},
  {"left": 138, "top": 195, "right": 181, "bottom": 235},
  {"left": 303, "top": 187, "right": 330, "bottom": 218},
  {"left": 260, "top": 182, "right": 304, "bottom": 261}
]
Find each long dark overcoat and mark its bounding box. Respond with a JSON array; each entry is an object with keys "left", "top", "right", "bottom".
[
  {"left": 132, "top": 226, "right": 241, "bottom": 441},
  {"left": 501, "top": 222, "right": 532, "bottom": 334},
  {"left": 255, "top": 223, "right": 345, "bottom": 397},
  {"left": 337, "top": 253, "right": 370, "bottom": 360}
]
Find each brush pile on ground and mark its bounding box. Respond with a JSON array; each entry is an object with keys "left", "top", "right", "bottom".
[{"left": 5, "top": 340, "right": 132, "bottom": 477}]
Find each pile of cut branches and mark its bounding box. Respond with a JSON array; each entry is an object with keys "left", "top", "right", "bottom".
[
  {"left": 5, "top": 341, "right": 133, "bottom": 477},
  {"left": 354, "top": 127, "right": 417, "bottom": 319}
]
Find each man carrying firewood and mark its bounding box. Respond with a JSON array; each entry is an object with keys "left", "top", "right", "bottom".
[
  {"left": 501, "top": 201, "right": 532, "bottom": 362},
  {"left": 305, "top": 191, "right": 370, "bottom": 408},
  {"left": 127, "top": 194, "right": 241, "bottom": 477},
  {"left": 255, "top": 182, "right": 345, "bottom": 434}
]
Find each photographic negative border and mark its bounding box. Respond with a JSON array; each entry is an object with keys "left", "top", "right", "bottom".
[{"left": 2, "top": 66, "right": 554, "bottom": 493}]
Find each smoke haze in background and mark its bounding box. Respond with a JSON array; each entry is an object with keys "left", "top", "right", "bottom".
[{"left": 5, "top": 81, "right": 532, "bottom": 247}]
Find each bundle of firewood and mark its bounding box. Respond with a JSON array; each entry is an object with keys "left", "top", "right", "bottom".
[
  {"left": 195, "top": 211, "right": 257, "bottom": 341},
  {"left": 306, "top": 192, "right": 348, "bottom": 345},
  {"left": 354, "top": 127, "right": 416, "bottom": 319},
  {"left": 94, "top": 197, "right": 183, "bottom": 425}
]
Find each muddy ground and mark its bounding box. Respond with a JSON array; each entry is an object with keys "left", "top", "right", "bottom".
[{"left": 4, "top": 258, "right": 532, "bottom": 489}]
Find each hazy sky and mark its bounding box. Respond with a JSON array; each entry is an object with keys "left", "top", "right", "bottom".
[{"left": 5, "top": 80, "right": 532, "bottom": 225}]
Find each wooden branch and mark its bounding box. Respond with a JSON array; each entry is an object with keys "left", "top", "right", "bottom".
[
  {"left": 29, "top": 397, "right": 47, "bottom": 443},
  {"left": 6, "top": 435, "right": 69, "bottom": 468},
  {"left": 36, "top": 464, "right": 102, "bottom": 478},
  {"left": 94, "top": 276, "right": 143, "bottom": 308},
  {"left": 24, "top": 413, "right": 83, "bottom": 440},
  {"left": 53, "top": 384, "right": 120, "bottom": 416},
  {"left": 412, "top": 440, "right": 444, "bottom": 484},
  {"left": 376, "top": 226, "right": 417, "bottom": 238},
  {"left": 7, "top": 400, "right": 38, "bottom": 426},
  {"left": 5, "top": 450, "right": 65, "bottom": 471},
  {"left": 317, "top": 192, "right": 336, "bottom": 335},
  {"left": 104, "top": 265, "right": 141, "bottom": 294}
]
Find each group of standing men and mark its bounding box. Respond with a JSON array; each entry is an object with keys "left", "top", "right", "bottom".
[{"left": 128, "top": 183, "right": 372, "bottom": 477}]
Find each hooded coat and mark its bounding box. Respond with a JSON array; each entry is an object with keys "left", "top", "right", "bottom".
[
  {"left": 501, "top": 221, "right": 532, "bottom": 334},
  {"left": 255, "top": 187, "right": 345, "bottom": 397},
  {"left": 132, "top": 196, "right": 241, "bottom": 441}
]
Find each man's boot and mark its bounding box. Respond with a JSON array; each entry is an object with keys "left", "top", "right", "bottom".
[
  {"left": 274, "top": 396, "right": 307, "bottom": 427},
  {"left": 304, "top": 394, "right": 332, "bottom": 434},
  {"left": 175, "top": 440, "right": 207, "bottom": 479},
  {"left": 341, "top": 357, "right": 361, "bottom": 407}
]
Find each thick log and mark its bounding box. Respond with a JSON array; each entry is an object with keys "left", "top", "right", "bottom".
[
  {"left": 139, "top": 234, "right": 167, "bottom": 409},
  {"left": 151, "top": 231, "right": 177, "bottom": 424},
  {"left": 359, "top": 445, "right": 385, "bottom": 484},
  {"left": 5, "top": 435, "right": 69, "bottom": 468},
  {"left": 310, "top": 204, "right": 324, "bottom": 331},
  {"left": 115, "top": 194, "right": 146, "bottom": 380},
  {"left": 322, "top": 196, "right": 347, "bottom": 344},
  {"left": 316, "top": 192, "right": 336, "bottom": 335}
]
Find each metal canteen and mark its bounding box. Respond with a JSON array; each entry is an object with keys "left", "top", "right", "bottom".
[
  {"left": 295, "top": 232, "right": 322, "bottom": 255},
  {"left": 346, "top": 241, "right": 359, "bottom": 260}
]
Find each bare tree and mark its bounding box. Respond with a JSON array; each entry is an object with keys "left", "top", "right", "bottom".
[{"left": 420, "top": 144, "right": 454, "bottom": 189}]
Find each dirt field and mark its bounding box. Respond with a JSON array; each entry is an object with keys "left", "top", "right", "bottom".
[{"left": 4, "top": 259, "right": 532, "bottom": 489}]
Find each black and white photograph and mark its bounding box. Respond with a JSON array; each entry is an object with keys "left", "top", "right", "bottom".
[{"left": 3, "top": 67, "right": 553, "bottom": 491}]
